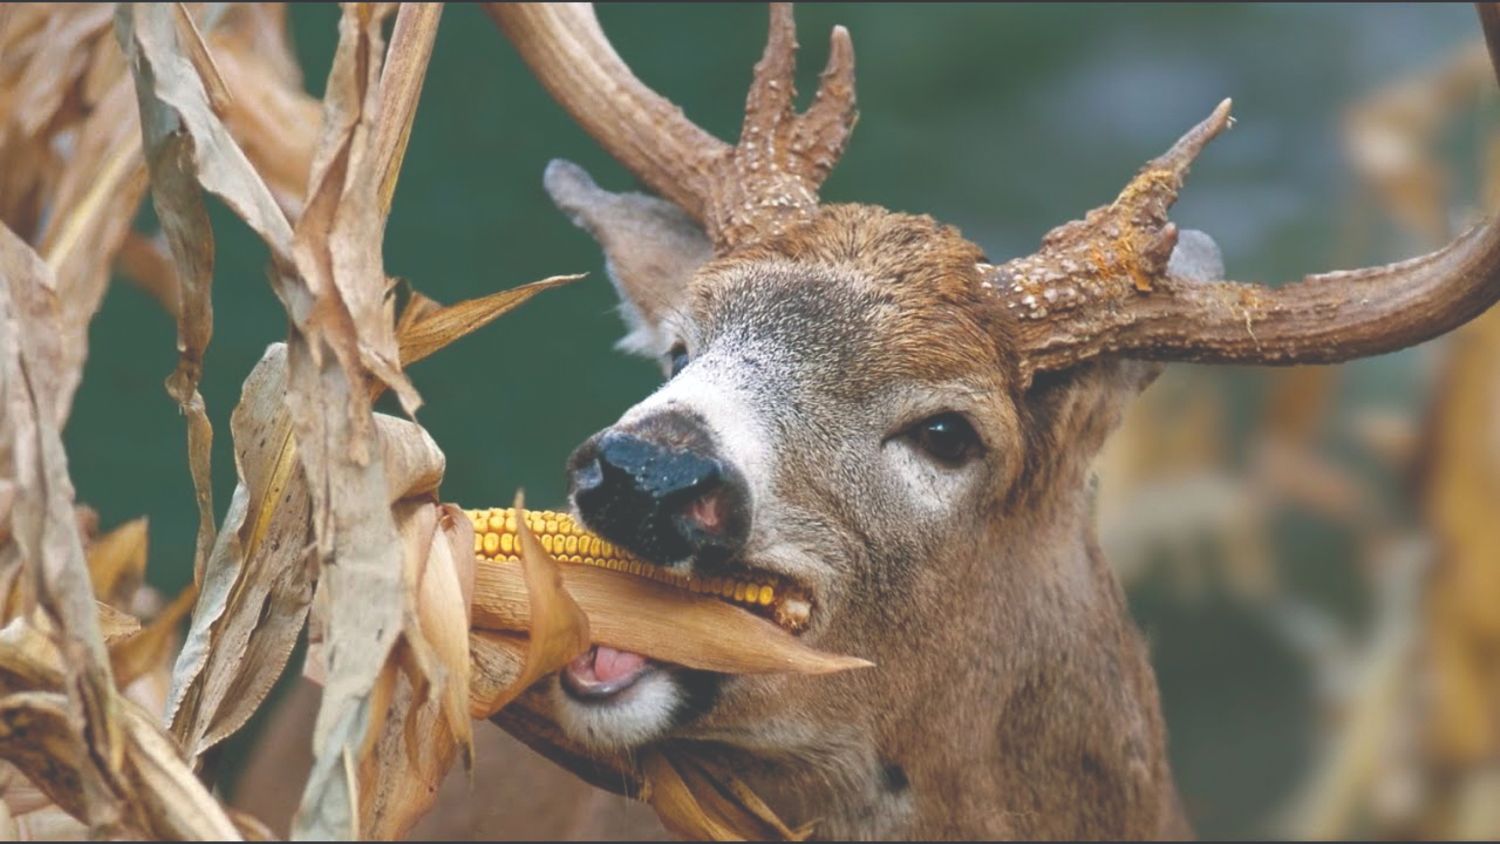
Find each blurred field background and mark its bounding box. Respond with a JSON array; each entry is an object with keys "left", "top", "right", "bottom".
[{"left": 53, "top": 3, "right": 1493, "bottom": 838}]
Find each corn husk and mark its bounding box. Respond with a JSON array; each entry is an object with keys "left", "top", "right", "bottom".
[
  {"left": 467, "top": 498, "right": 870, "bottom": 841},
  {"left": 472, "top": 555, "right": 870, "bottom": 678}
]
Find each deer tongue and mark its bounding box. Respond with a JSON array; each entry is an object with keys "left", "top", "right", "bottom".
[
  {"left": 591, "top": 645, "right": 648, "bottom": 683},
  {"left": 562, "top": 645, "right": 652, "bottom": 698}
]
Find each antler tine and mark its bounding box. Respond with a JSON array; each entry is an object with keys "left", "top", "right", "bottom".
[
  {"left": 492, "top": 3, "right": 857, "bottom": 253},
  {"left": 705, "top": 5, "right": 858, "bottom": 247},
  {"left": 796, "top": 25, "right": 859, "bottom": 186},
  {"left": 738, "top": 4, "right": 856, "bottom": 169},
  {"left": 998, "top": 4, "right": 1500, "bottom": 381},
  {"left": 742, "top": 4, "right": 800, "bottom": 139},
  {"left": 1112, "top": 98, "right": 1233, "bottom": 228}
]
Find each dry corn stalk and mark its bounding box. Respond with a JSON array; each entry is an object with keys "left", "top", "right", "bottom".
[
  {"left": 2, "top": 0, "right": 589, "bottom": 838},
  {"left": 115, "top": 2, "right": 590, "bottom": 837},
  {"left": 1, "top": 4, "right": 319, "bottom": 423},
  {"left": 0, "top": 193, "right": 242, "bottom": 838},
  {"left": 0, "top": 4, "right": 341, "bottom": 838}
]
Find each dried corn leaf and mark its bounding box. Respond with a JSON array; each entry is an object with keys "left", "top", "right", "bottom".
[
  {"left": 480, "top": 495, "right": 592, "bottom": 716},
  {"left": 638, "top": 750, "right": 812, "bottom": 841},
  {"left": 122, "top": 2, "right": 223, "bottom": 585},
  {"left": 37, "top": 79, "right": 148, "bottom": 420},
  {"left": 165, "top": 344, "right": 314, "bottom": 762},
  {"left": 472, "top": 558, "right": 870, "bottom": 675},
  {"left": 227, "top": 807, "right": 275, "bottom": 841},
  {"left": 643, "top": 750, "right": 745, "bottom": 841},
  {"left": 0, "top": 619, "right": 243, "bottom": 840},
  {"left": 491, "top": 696, "right": 812, "bottom": 841},
  {"left": 171, "top": 4, "right": 233, "bottom": 115},
  {"left": 396, "top": 274, "right": 584, "bottom": 368},
  {"left": 287, "top": 7, "right": 445, "bottom": 836},
  {"left": 0, "top": 221, "right": 122, "bottom": 834},
  {"left": 84, "top": 518, "right": 147, "bottom": 609},
  {"left": 468, "top": 630, "right": 527, "bottom": 719},
  {"left": 371, "top": 3, "right": 443, "bottom": 216},
  {"left": 0, "top": 762, "right": 89, "bottom": 840},
  {"left": 355, "top": 500, "right": 474, "bottom": 840},
  {"left": 644, "top": 751, "right": 812, "bottom": 841},
  {"left": 110, "top": 583, "right": 196, "bottom": 690},
  {"left": 95, "top": 603, "right": 140, "bottom": 648},
  {"left": 116, "top": 699, "right": 240, "bottom": 840},
  {"left": 1343, "top": 39, "right": 1491, "bottom": 242},
  {"left": 5, "top": 3, "right": 314, "bottom": 423},
  {"left": 0, "top": 692, "right": 93, "bottom": 825},
  {"left": 209, "top": 9, "right": 318, "bottom": 215},
  {"left": 680, "top": 754, "right": 813, "bottom": 840},
  {"left": 115, "top": 3, "right": 295, "bottom": 267},
  {"left": 0, "top": 4, "right": 145, "bottom": 421},
  {"left": 120, "top": 9, "right": 571, "bottom": 838}
]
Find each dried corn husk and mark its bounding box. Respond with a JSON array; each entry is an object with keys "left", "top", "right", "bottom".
[
  {"left": 472, "top": 555, "right": 870, "bottom": 679},
  {"left": 467, "top": 497, "right": 870, "bottom": 841}
]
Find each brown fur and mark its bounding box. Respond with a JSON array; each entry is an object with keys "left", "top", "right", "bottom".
[
  {"left": 552, "top": 199, "right": 1188, "bottom": 838},
  {"left": 236, "top": 200, "right": 1191, "bottom": 841}
]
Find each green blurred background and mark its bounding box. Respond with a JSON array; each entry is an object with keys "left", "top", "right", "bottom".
[{"left": 62, "top": 4, "right": 1484, "bottom": 837}]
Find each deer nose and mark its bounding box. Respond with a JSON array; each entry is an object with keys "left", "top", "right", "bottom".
[{"left": 567, "top": 419, "right": 748, "bottom": 565}]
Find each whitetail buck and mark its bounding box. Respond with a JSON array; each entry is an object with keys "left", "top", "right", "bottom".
[
  {"left": 466, "top": 3, "right": 1500, "bottom": 839},
  {"left": 238, "top": 4, "right": 1500, "bottom": 840}
]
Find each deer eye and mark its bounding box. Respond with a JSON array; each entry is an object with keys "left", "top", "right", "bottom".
[
  {"left": 668, "top": 343, "right": 689, "bottom": 378},
  {"left": 907, "top": 412, "right": 981, "bottom": 466}
]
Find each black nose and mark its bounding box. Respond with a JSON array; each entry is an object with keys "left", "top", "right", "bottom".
[{"left": 568, "top": 417, "right": 749, "bottom": 564}]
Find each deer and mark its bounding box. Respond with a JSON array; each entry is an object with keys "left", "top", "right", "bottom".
[
  {"left": 231, "top": 3, "right": 1500, "bottom": 840},
  {"left": 455, "top": 3, "right": 1500, "bottom": 840}
]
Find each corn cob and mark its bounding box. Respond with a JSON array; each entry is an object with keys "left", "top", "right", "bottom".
[{"left": 465, "top": 507, "right": 812, "bottom": 631}]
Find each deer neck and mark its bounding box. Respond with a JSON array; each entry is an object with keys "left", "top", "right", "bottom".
[{"left": 730, "top": 480, "right": 1183, "bottom": 839}]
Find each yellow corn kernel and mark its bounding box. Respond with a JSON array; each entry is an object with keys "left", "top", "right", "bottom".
[{"left": 463, "top": 508, "right": 812, "bottom": 631}]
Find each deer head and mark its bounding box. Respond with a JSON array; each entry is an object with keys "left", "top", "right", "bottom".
[{"left": 488, "top": 4, "right": 1500, "bottom": 838}]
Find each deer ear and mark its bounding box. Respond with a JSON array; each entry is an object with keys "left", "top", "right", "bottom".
[
  {"left": 544, "top": 159, "right": 713, "bottom": 356},
  {"left": 1166, "top": 228, "right": 1224, "bottom": 284}
]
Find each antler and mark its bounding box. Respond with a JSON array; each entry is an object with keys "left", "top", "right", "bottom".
[
  {"left": 487, "top": 3, "right": 856, "bottom": 251},
  {"left": 997, "top": 3, "right": 1500, "bottom": 380}
]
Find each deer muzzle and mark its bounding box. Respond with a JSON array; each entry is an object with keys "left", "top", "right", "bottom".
[{"left": 567, "top": 411, "right": 751, "bottom": 566}]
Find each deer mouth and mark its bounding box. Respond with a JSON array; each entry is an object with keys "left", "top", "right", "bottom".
[
  {"left": 561, "top": 645, "right": 660, "bottom": 701},
  {"left": 554, "top": 555, "right": 817, "bottom": 706},
  {"left": 664, "top": 549, "right": 816, "bottom": 633}
]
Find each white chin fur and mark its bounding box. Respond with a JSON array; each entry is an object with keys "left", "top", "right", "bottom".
[{"left": 547, "top": 671, "right": 683, "bottom": 751}]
